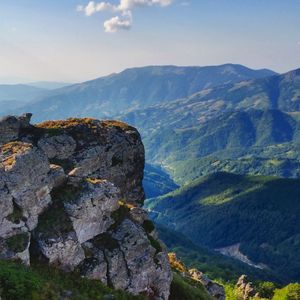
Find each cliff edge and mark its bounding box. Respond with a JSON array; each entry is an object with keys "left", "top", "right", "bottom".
[{"left": 0, "top": 114, "right": 172, "bottom": 299}]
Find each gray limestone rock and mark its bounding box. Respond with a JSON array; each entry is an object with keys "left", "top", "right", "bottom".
[
  {"left": 37, "top": 232, "right": 85, "bottom": 271},
  {"left": 0, "top": 113, "right": 32, "bottom": 146},
  {"left": 112, "top": 219, "right": 172, "bottom": 299},
  {"left": 0, "top": 115, "right": 172, "bottom": 298},
  {"left": 1, "top": 143, "right": 53, "bottom": 230},
  {"left": 64, "top": 180, "right": 120, "bottom": 243},
  {"left": 37, "top": 134, "right": 76, "bottom": 160}
]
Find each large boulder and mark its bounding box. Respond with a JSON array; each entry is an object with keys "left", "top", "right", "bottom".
[{"left": 0, "top": 113, "right": 32, "bottom": 146}]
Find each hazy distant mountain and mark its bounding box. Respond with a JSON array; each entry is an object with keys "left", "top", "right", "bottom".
[
  {"left": 27, "top": 81, "right": 72, "bottom": 90},
  {"left": 12, "top": 64, "right": 276, "bottom": 122},
  {"left": 0, "top": 84, "right": 46, "bottom": 102},
  {"left": 0, "top": 84, "right": 48, "bottom": 114}
]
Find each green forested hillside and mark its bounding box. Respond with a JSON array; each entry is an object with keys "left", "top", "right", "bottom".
[
  {"left": 145, "top": 172, "right": 300, "bottom": 282},
  {"left": 143, "top": 163, "right": 179, "bottom": 198},
  {"left": 143, "top": 109, "right": 298, "bottom": 162},
  {"left": 120, "top": 69, "right": 300, "bottom": 184},
  {"left": 137, "top": 109, "right": 300, "bottom": 184},
  {"left": 168, "top": 143, "right": 300, "bottom": 184},
  {"left": 156, "top": 224, "right": 281, "bottom": 283},
  {"left": 123, "top": 68, "right": 300, "bottom": 136}
]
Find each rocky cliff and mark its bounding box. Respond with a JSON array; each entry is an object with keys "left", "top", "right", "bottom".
[{"left": 0, "top": 114, "right": 172, "bottom": 299}]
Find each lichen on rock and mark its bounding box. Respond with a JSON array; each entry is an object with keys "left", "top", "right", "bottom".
[{"left": 0, "top": 114, "right": 171, "bottom": 299}]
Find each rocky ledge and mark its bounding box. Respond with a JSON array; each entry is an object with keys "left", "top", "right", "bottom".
[{"left": 0, "top": 114, "right": 172, "bottom": 299}]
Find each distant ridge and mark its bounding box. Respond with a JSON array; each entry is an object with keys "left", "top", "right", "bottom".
[
  {"left": 7, "top": 64, "right": 276, "bottom": 122},
  {"left": 27, "top": 81, "right": 72, "bottom": 90}
]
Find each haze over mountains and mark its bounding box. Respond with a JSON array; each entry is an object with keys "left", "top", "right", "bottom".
[
  {"left": 4, "top": 64, "right": 275, "bottom": 122},
  {"left": 0, "top": 84, "right": 46, "bottom": 113},
  {"left": 0, "top": 82, "right": 71, "bottom": 114}
]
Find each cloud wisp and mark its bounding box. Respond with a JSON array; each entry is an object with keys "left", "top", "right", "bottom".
[{"left": 77, "top": 0, "right": 173, "bottom": 33}]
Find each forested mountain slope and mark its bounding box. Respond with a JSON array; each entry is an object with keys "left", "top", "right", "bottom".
[
  {"left": 145, "top": 172, "right": 300, "bottom": 283},
  {"left": 121, "top": 69, "right": 300, "bottom": 183}
]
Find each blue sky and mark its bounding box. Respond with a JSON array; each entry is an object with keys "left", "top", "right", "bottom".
[{"left": 0, "top": 0, "right": 300, "bottom": 83}]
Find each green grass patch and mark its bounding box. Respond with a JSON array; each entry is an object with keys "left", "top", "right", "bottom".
[
  {"left": 36, "top": 184, "right": 82, "bottom": 237},
  {"left": 0, "top": 259, "right": 146, "bottom": 300},
  {"left": 6, "top": 233, "right": 29, "bottom": 253},
  {"left": 7, "top": 202, "right": 24, "bottom": 224},
  {"left": 169, "top": 272, "right": 213, "bottom": 300}
]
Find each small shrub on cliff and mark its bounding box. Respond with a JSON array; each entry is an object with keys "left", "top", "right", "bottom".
[
  {"left": 6, "top": 233, "right": 29, "bottom": 253},
  {"left": 257, "top": 281, "right": 277, "bottom": 299},
  {"left": 36, "top": 184, "right": 82, "bottom": 236},
  {"left": 142, "top": 220, "right": 155, "bottom": 233},
  {"left": 7, "top": 202, "right": 24, "bottom": 224}
]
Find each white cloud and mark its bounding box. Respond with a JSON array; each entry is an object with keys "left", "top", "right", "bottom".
[
  {"left": 78, "top": 0, "right": 173, "bottom": 32},
  {"left": 118, "top": 0, "right": 172, "bottom": 10},
  {"left": 104, "top": 11, "right": 132, "bottom": 32},
  {"left": 77, "top": 1, "right": 116, "bottom": 16}
]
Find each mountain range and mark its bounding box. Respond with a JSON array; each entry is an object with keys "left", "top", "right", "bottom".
[
  {"left": 121, "top": 68, "right": 300, "bottom": 183},
  {"left": 5, "top": 64, "right": 275, "bottom": 122},
  {"left": 2, "top": 63, "right": 300, "bottom": 287}
]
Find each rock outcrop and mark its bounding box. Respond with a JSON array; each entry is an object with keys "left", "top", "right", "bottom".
[
  {"left": 0, "top": 113, "right": 32, "bottom": 145},
  {"left": 0, "top": 114, "right": 172, "bottom": 299},
  {"left": 168, "top": 252, "right": 225, "bottom": 300},
  {"left": 189, "top": 269, "right": 225, "bottom": 300},
  {"left": 236, "top": 275, "right": 257, "bottom": 300}
]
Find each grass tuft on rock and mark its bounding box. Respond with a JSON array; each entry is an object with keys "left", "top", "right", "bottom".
[{"left": 6, "top": 233, "right": 29, "bottom": 253}]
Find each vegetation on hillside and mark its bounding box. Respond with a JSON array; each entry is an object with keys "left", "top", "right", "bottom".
[
  {"left": 143, "top": 163, "right": 179, "bottom": 198},
  {"left": 155, "top": 224, "right": 280, "bottom": 284},
  {"left": 0, "top": 260, "right": 146, "bottom": 300},
  {"left": 145, "top": 172, "right": 300, "bottom": 283},
  {"left": 169, "top": 272, "right": 214, "bottom": 300}
]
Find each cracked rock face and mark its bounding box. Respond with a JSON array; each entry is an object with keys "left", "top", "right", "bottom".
[
  {"left": 0, "top": 114, "right": 171, "bottom": 299},
  {"left": 64, "top": 180, "right": 120, "bottom": 244},
  {"left": 37, "top": 134, "right": 76, "bottom": 160}
]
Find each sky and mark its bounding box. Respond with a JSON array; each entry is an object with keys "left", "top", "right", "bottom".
[{"left": 0, "top": 0, "right": 300, "bottom": 83}]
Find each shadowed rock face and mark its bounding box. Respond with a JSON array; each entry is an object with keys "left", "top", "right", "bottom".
[
  {"left": 0, "top": 113, "right": 32, "bottom": 145},
  {"left": 0, "top": 114, "right": 171, "bottom": 300}
]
